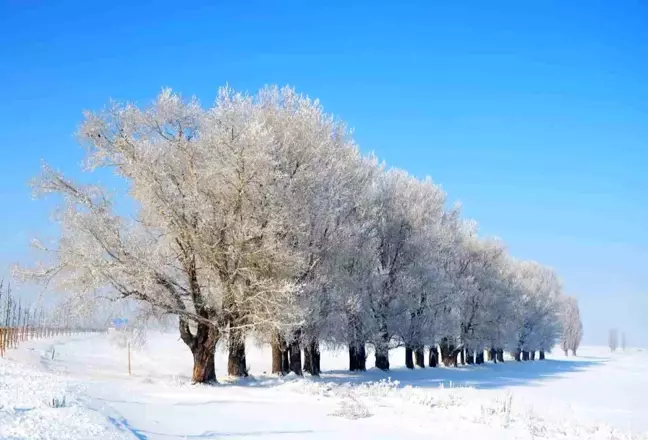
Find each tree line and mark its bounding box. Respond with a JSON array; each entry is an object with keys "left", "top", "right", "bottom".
[
  {"left": 0, "top": 280, "right": 100, "bottom": 356},
  {"left": 16, "top": 86, "right": 583, "bottom": 383}
]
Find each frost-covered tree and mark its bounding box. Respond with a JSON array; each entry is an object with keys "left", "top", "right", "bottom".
[
  {"left": 219, "top": 87, "right": 376, "bottom": 377},
  {"left": 560, "top": 296, "right": 583, "bottom": 356},
  {"left": 326, "top": 203, "right": 375, "bottom": 372},
  {"left": 391, "top": 177, "right": 452, "bottom": 370},
  {"left": 17, "top": 87, "right": 367, "bottom": 382},
  {"left": 609, "top": 328, "right": 619, "bottom": 352},
  {"left": 448, "top": 230, "right": 508, "bottom": 365},
  {"left": 360, "top": 170, "right": 446, "bottom": 371},
  {"left": 507, "top": 261, "right": 562, "bottom": 361}
]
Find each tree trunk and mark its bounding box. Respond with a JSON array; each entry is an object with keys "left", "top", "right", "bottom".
[
  {"left": 415, "top": 347, "right": 425, "bottom": 368},
  {"left": 282, "top": 348, "right": 290, "bottom": 373},
  {"left": 429, "top": 345, "right": 438, "bottom": 368},
  {"left": 487, "top": 349, "right": 493, "bottom": 361},
  {"left": 375, "top": 345, "right": 390, "bottom": 371},
  {"left": 459, "top": 348, "right": 466, "bottom": 365},
  {"left": 180, "top": 319, "right": 219, "bottom": 385},
  {"left": 304, "top": 340, "right": 320, "bottom": 376},
  {"left": 348, "top": 313, "right": 366, "bottom": 372},
  {"left": 271, "top": 332, "right": 289, "bottom": 375},
  {"left": 514, "top": 350, "right": 521, "bottom": 362},
  {"left": 539, "top": 351, "right": 545, "bottom": 360},
  {"left": 289, "top": 330, "right": 302, "bottom": 376},
  {"left": 192, "top": 344, "right": 216, "bottom": 384},
  {"left": 476, "top": 351, "right": 484, "bottom": 364},
  {"left": 227, "top": 329, "right": 248, "bottom": 377},
  {"left": 564, "top": 349, "right": 568, "bottom": 356},
  {"left": 349, "top": 342, "right": 367, "bottom": 372},
  {"left": 522, "top": 350, "right": 529, "bottom": 361},
  {"left": 405, "top": 346, "right": 414, "bottom": 369},
  {"left": 374, "top": 328, "right": 390, "bottom": 371},
  {"left": 357, "top": 343, "right": 366, "bottom": 371},
  {"left": 271, "top": 338, "right": 283, "bottom": 374},
  {"left": 466, "top": 350, "right": 474, "bottom": 365},
  {"left": 572, "top": 349, "right": 577, "bottom": 356},
  {"left": 489, "top": 348, "right": 497, "bottom": 363},
  {"left": 303, "top": 346, "right": 312, "bottom": 373},
  {"left": 349, "top": 345, "right": 358, "bottom": 371},
  {"left": 440, "top": 337, "right": 457, "bottom": 366},
  {"left": 439, "top": 338, "right": 449, "bottom": 365},
  {"left": 496, "top": 348, "right": 504, "bottom": 362},
  {"left": 314, "top": 345, "right": 321, "bottom": 374},
  {"left": 530, "top": 351, "right": 536, "bottom": 361}
]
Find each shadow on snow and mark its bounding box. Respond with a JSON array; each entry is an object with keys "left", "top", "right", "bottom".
[{"left": 227, "top": 357, "right": 604, "bottom": 391}]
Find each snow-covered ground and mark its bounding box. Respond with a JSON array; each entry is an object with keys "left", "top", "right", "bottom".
[{"left": 1, "top": 333, "right": 647, "bottom": 440}]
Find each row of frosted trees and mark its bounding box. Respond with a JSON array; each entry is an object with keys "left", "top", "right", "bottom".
[{"left": 17, "top": 86, "right": 582, "bottom": 383}]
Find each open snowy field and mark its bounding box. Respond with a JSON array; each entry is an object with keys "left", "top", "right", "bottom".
[{"left": 1, "top": 333, "right": 647, "bottom": 440}]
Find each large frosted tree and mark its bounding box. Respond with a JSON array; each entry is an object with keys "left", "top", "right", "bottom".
[{"left": 18, "top": 87, "right": 363, "bottom": 382}]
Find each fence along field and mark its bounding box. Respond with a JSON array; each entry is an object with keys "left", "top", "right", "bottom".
[{"left": 0, "top": 280, "right": 99, "bottom": 357}]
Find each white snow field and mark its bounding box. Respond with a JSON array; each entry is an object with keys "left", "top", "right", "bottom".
[{"left": 1, "top": 333, "right": 647, "bottom": 440}]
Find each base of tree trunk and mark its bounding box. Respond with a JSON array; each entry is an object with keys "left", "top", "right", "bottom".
[
  {"left": 349, "top": 345, "right": 359, "bottom": 371},
  {"left": 439, "top": 338, "right": 450, "bottom": 366},
  {"left": 476, "top": 351, "right": 484, "bottom": 364},
  {"left": 440, "top": 338, "right": 459, "bottom": 367},
  {"left": 192, "top": 345, "right": 217, "bottom": 384},
  {"left": 271, "top": 333, "right": 290, "bottom": 375},
  {"left": 289, "top": 331, "right": 303, "bottom": 376},
  {"left": 522, "top": 350, "right": 529, "bottom": 361},
  {"left": 489, "top": 348, "right": 497, "bottom": 363},
  {"left": 282, "top": 349, "right": 290, "bottom": 372},
  {"left": 375, "top": 348, "right": 390, "bottom": 371},
  {"left": 514, "top": 351, "right": 521, "bottom": 362},
  {"left": 459, "top": 348, "right": 466, "bottom": 365},
  {"left": 429, "top": 346, "right": 438, "bottom": 368},
  {"left": 539, "top": 351, "right": 545, "bottom": 360},
  {"left": 357, "top": 344, "right": 367, "bottom": 370},
  {"left": 349, "top": 345, "right": 357, "bottom": 371},
  {"left": 303, "top": 347, "right": 312, "bottom": 374},
  {"left": 349, "top": 342, "right": 367, "bottom": 371},
  {"left": 415, "top": 348, "right": 425, "bottom": 368},
  {"left": 227, "top": 336, "right": 248, "bottom": 377},
  {"left": 466, "top": 350, "right": 475, "bottom": 365},
  {"left": 530, "top": 351, "right": 536, "bottom": 361},
  {"left": 496, "top": 349, "right": 504, "bottom": 363},
  {"left": 405, "top": 346, "right": 414, "bottom": 369},
  {"left": 304, "top": 340, "right": 321, "bottom": 376}
]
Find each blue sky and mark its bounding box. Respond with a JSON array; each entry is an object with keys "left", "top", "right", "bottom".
[{"left": 1, "top": 1, "right": 646, "bottom": 345}]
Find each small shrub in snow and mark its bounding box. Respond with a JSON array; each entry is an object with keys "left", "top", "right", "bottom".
[
  {"left": 479, "top": 392, "right": 513, "bottom": 427},
  {"left": 356, "top": 378, "right": 400, "bottom": 397},
  {"left": 49, "top": 396, "right": 66, "bottom": 408},
  {"left": 330, "top": 394, "right": 373, "bottom": 420}
]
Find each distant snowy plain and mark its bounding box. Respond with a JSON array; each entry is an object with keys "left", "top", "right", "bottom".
[{"left": 1, "top": 333, "right": 646, "bottom": 440}]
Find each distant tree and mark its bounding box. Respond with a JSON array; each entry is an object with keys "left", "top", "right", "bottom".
[
  {"left": 560, "top": 296, "right": 583, "bottom": 356},
  {"left": 621, "top": 332, "right": 627, "bottom": 351},
  {"left": 608, "top": 328, "right": 619, "bottom": 352}
]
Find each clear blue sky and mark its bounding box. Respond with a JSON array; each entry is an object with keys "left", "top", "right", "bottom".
[{"left": 1, "top": 1, "right": 646, "bottom": 346}]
